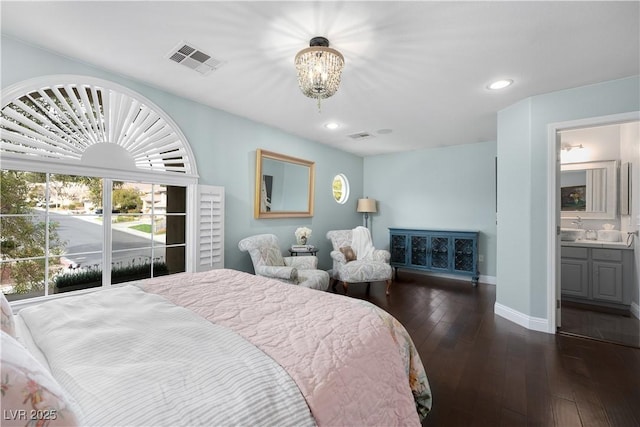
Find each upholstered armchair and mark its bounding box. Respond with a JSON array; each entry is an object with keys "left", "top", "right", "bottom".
[
  {"left": 326, "top": 228, "right": 393, "bottom": 295},
  {"left": 238, "top": 234, "right": 329, "bottom": 291}
]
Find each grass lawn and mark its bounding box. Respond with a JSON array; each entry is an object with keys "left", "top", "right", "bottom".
[
  {"left": 129, "top": 224, "right": 166, "bottom": 234},
  {"left": 129, "top": 224, "right": 152, "bottom": 233}
]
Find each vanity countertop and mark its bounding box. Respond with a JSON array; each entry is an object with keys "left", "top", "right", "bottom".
[{"left": 561, "top": 239, "right": 634, "bottom": 250}]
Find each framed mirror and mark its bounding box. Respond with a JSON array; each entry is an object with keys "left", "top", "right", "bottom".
[
  {"left": 621, "top": 162, "right": 631, "bottom": 215},
  {"left": 254, "top": 149, "right": 315, "bottom": 218},
  {"left": 560, "top": 160, "right": 618, "bottom": 219}
]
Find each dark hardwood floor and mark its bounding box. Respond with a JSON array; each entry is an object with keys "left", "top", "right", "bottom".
[
  {"left": 334, "top": 272, "right": 640, "bottom": 427},
  {"left": 560, "top": 303, "right": 640, "bottom": 348}
]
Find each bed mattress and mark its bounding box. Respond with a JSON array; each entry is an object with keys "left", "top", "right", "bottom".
[
  {"left": 15, "top": 268, "right": 432, "bottom": 426},
  {"left": 17, "top": 285, "right": 315, "bottom": 426}
]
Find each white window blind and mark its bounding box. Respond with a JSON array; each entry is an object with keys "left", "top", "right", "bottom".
[{"left": 194, "top": 185, "right": 225, "bottom": 271}]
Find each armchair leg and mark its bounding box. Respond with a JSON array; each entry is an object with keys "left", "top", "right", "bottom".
[
  {"left": 342, "top": 281, "right": 349, "bottom": 294},
  {"left": 329, "top": 278, "right": 337, "bottom": 292},
  {"left": 385, "top": 279, "right": 392, "bottom": 295},
  {"left": 365, "top": 282, "right": 371, "bottom": 295}
]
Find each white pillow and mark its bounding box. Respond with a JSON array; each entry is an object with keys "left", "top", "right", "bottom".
[
  {"left": 1, "top": 292, "right": 16, "bottom": 337},
  {"left": 0, "top": 330, "right": 80, "bottom": 426}
]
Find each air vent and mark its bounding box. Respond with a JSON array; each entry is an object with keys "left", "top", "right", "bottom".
[
  {"left": 347, "top": 132, "right": 375, "bottom": 141},
  {"left": 167, "top": 42, "right": 224, "bottom": 76}
]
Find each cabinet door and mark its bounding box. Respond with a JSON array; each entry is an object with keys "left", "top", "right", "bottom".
[
  {"left": 560, "top": 259, "right": 589, "bottom": 298},
  {"left": 453, "top": 237, "right": 475, "bottom": 274},
  {"left": 592, "top": 261, "right": 623, "bottom": 303},
  {"left": 428, "top": 235, "right": 450, "bottom": 271},
  {"left": 410, "top": 235, "right": 428, "bottom": 267},
  {"left": 390, "top": 234, "right": 408, "bottom": 265}
]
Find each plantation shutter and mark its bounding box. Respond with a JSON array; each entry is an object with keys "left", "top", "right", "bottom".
[
  {"left": 1, "top": 77, "right": 196, "bottom": 176},
  {"left": 195, "top": 185, "right": 225, "bottom": 271}
]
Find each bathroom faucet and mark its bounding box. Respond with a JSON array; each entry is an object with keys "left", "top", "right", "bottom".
[{"left": 571, "top": 216, "right": 583, "bottom": 229}]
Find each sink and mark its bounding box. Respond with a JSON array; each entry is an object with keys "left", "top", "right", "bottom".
[
  {"left": 560, "top": 228, "right": 585, "bottom": 241},
  {"left": 597, "top": 229, "right": 621, "bottom": 242}
]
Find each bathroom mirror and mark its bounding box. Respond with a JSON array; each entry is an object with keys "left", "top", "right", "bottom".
[
  {"left": 254, "top": 149, "right": 315, "bottom": 218},
  {"left": 560, "top": 160, "right": 617, "bottom": 219},
  {"left": 621, "top": 162, "right": 631, "bottom": 215}
]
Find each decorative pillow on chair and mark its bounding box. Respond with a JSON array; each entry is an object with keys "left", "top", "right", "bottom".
[
  {"left": 1, "top": 292, "right": 16, "bottom": 337},
  {"left": 1, "top": 330, "right": 81, "bottom": 426},
  {"left": 340, "top": 246, "right": 356, "bottom": 262}
]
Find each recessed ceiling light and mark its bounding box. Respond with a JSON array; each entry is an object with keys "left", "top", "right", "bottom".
[
  {"left": 487, "top": 79, "right": 513, "bottom": 90},
  {"left": 325, "top": 122, "right": 339, "bottom": 130}
]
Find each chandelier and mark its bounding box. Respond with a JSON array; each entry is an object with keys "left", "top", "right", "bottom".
[{"left": 294, "top": 36, "right": 344, "bottom": 110}]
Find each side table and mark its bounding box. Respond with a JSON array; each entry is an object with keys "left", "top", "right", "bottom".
[{"left": 289, "top": 247, "right": 319, "bottom": 256}]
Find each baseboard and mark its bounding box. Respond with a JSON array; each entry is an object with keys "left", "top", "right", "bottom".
[
  {"left": 494, "top": 302, "right": 551, "bottom": 333},
  {"left": 631, "top": 302, "right": 640, "bottom": 320},
  {"left": 395, "top": 269, "right": 497, "bottom": 285},
  {"left": 478, "top": 274, "right": 496, "bottom": 285}
]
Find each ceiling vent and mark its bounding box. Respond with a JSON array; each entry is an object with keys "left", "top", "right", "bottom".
[
  {"left": 167, "top": 42, "right": 224, "bottom": 75},
  {"left": 347, "top": 132, "right": 375, "bottom": 141}
]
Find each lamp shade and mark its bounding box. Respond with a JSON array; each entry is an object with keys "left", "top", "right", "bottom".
[{"left": 357, "top": 198, "right": 377, "bottom": 213}]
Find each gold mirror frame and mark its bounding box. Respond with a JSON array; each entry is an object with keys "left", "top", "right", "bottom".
[{"left": 254, "top": 149, "right": 315, "bottom": 218}]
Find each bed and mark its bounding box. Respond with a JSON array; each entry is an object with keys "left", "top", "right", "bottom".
[{"left": 2, "top": 268, "right": 432, "bottom": 426}]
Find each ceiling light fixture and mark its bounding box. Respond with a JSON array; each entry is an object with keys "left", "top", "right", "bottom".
[
  {"left": 325, "top": 122, "right": 339, "bottom": 130},
  {"left": 487, "top": 79, "right": 513, "bottom": 90},
  {"left": 295, "top": 36, "right": 344, "bottom": 111}
]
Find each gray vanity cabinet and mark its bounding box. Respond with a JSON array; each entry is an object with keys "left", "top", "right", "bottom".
[
  {"left": 560, "top": 247, "right": 589, "bottom": 298},
  {"left": 591, "top": 249, "right": 624, "bottom": 303},
  {"left": 560, "top": 245, "right": 633, "bottom": 310}
]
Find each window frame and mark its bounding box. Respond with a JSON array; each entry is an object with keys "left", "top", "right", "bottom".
[
  {"left": 2, "top": 166, "right": 196, "bottom": 309},
  {"left": 1, "top": 75, "right": 200, "bottom": 309},
  {"left": 331, "top": 173, "right": 350, "bottom": 204}
]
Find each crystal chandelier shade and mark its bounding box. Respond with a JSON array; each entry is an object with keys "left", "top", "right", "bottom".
[{"left": 294, "top": 37, "right": 344, "bottom": 102}]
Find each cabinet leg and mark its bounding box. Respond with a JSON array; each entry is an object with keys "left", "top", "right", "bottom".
[{"left": 385, "top": 279, "right": 392, "bottom": 295}]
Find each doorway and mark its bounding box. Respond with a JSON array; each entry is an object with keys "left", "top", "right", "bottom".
[{"left": 552, "top": 116, "right": 640, "bottom": 348}]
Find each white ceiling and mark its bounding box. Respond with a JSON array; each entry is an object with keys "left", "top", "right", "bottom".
[{"left": 1, "top": 1, "right": 638, "bottom": 157}]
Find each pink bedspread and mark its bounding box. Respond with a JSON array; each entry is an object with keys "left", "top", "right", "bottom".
[{"left": 139, "top": 269, "right": 431, "bottom": 426}]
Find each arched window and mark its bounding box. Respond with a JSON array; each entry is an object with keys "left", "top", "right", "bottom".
[
  {"left": 0, "top": 76, "right": 221, "bottom": 304},
  {"left": 1, "top": 75, "right": 197, "bottom": 176}
]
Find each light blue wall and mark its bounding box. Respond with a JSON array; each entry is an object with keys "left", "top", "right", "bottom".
[
  {"left": 364, "top": 141, "right": 498, "bottom": 279},
  {"left": 6, "top": 36, "right": 636, "bottom": 319},
  {"left": 1, "top": 36, "right": 364, "bottom": 272},
  {"left": 497, "top": 76, "right": 640, "bottom": 319},
  {"left": 496, "top": 98, "right": 533, "bottom": 315}
]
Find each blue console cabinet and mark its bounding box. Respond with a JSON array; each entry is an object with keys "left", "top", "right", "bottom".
[{"left": 389, "top": 228, "right": 479, "bottom": 286}]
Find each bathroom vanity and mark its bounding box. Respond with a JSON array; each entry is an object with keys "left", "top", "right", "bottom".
[{"left": 561, "top": 240, "right": 635, "bottom": 311}]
